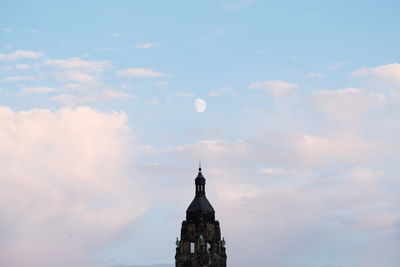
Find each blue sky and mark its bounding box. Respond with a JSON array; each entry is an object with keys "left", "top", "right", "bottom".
[{"left": 1, "top": 1, "right": 400, "bottom": 267}]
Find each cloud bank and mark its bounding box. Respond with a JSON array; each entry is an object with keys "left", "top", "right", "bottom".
[{"left": 0, "top": 107, "right": 145, "bottom": 267}]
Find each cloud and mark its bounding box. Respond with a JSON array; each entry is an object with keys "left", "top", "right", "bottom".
[
  {"left": 352, "top": 63, "right": 400, "bottom": 86},
  {"left": 52, "top": 90, "right": 136, "bottom": 105},
  {"left": 20, "top": 84, "right": 93, "bottom": 95},
  {"left": 161, "top": 140, "right": 253, "bottom": 165},
  {"left": 249, "top": 80, "right": 298, "bottom": 96},
  {"left": 0, "top": 64, "right": 30, "bottom": 71},
  {"left": 15, "top": 63, "right": 31, "bottom": 70},
  {"left": 152, "top": 135, "right": 398, "bottom": 266},
  {"left": 0, "top": 106, "right": 145, "bottom": 267},
  {"left": 185, "top": 128, "right": 225, "bottom": 138},
  {"left": 166, "top": 92, "right": 195, "bottom": 101},
  {"left": 3, "top": 75, "right": 37, "bottom": 82},
  {"left": 116, "top": 68, "right": 166, "bottom": 78},
  {"left": 135, "top": 42, "right": 157, "bottom": 49},
  {"left": 259, "top": 167, "right": 284, "bottom": 175},
  {"left": 312, "top": 87, "right": 386, "bottom": 119},
  {"left": 0, "top": 50, "right": 42, "bottom": 61},
  {"left": 60, "top": 83, "right": 86, "bottom": 91},
  {"left": 44, "top": 57, "right": 110, "bottom": 72},
  {"left": 20, "top": 86, "right": 58, "bottom": 93},
  {"left": 54, "top": 71, "right": 98, "bottom": 84}
]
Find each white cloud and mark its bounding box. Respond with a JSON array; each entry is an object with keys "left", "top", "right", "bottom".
[
  {"left": 0, "top": 64, "right": 30, "bottom": 71},
  {"left": 256, "top": 133, "right": 383, "bottom": 167},
  {"left": 20, "top": 86, "right": 57, "bottom": 94},
  {"left": 352, "top": 63, "right": 400, "bottom": 86},
  {"left": 121, "top": 84, "right": 136, "bottom": 90},
  {"left": 61, "top": 83, "right": 85, "bottom": 91},
  {"left": 44, "top": 57, "right": 110, "bottom": 72},
  {"left": 166, "top": 92, "right": 195, "bottom": 101},
  {"left": 54, "top": 71, "right": 98, "bottom": 84},
  {"left": 116, "top": 68, "right": 166, "bottom": 78},
  {"left": 0, "top": 106, "right": 145, "bottom": 267},
  {"left": 259, "top": 167, "right": 284, "bottom": 175},
  {"left": 3, "top": 75, "right": 37, "bottom": 82},
  {"left": 0, "top": 65, "right": 12, "bottom": 71},
  {"left": 312, "top": 87, "right": 386, "bottom": 119},
  {"left": 161, "top": 140, "right": 253, "bottom": 165},
  {"left": 52, "top": 90, "right": 136, "bottom": 105},
  {"left": 0, "top": 50, "right": 42, "bottom": 61},
  {"left": 152, "top": 135, "right": 397, "bottom": 266},
  {"left": 15, "top": 63, "right": 31, "bottom": 70},
  {"left": 20, "top": 84, "right": 90, "bottom": 95},
  {"left": 249, "top": 80, "right": 298, "bottom": 96},
  {"left": 135, "top": 42, "right": 157, "bottom": 49}
]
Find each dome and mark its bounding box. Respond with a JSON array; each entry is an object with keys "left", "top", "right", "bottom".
[{"left": 185, "top": 167, "right": 215, "bottom": 222}]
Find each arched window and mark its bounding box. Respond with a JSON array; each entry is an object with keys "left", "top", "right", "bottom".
[{"left": 190, "top": 242, "right": 195, "bottom": 253}]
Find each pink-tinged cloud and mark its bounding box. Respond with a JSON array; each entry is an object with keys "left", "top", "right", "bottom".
[
  {"left": 312, "top": 87, "right": 386, "bottom": 119},
  {"left": 3, "top": 75, "right": 37, "bottom": 82},
  {"left": 44, "top": 57, "right": 110, "bottom": 72},
  {"left": 0, "top": 50, "right": 42, "bottom": 60},
  {"left": 0, "top": 106, "right": 145, "bottom": 267},
  {"left": 249, "top": 80, "right": 298, "bottom": 96},
  {"left": 352, "top": 63, "right": 400, "bottom": 85},
  {"left": 116, "top": 68, "right": 166, "bottom": 78}
]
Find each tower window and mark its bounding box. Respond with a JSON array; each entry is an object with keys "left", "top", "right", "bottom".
[{"left": 190, "top": 242, "right": 195, "bottom": 253}]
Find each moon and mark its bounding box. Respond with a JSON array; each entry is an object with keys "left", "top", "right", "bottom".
[{"left": 194, "top": 98, "right": 206, "bottom": 113}]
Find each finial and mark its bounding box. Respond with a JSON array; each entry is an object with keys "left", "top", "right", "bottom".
[{"left": 199, "top": 160, "right": 202, "bottom": 172}]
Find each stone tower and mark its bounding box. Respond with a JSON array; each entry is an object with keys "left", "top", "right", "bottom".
[{"left": 175, "top": 165, "right": 227, "bottom": 267}]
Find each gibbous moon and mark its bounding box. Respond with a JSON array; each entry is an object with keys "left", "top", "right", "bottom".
[{"left": 194, "top": 98, "right": 206, "bottom": 113}]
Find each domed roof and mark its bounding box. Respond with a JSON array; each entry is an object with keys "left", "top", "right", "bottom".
[
  {"left": 186, "top": 195, "right": 215, "bottom": 214},
  {"left": 185, "top": 167, "right": 215, "bottom": 222}
]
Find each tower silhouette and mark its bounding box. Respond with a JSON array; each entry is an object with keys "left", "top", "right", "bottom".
[{"left": 175, "top": 165, "right": 227, "bottom": 267}]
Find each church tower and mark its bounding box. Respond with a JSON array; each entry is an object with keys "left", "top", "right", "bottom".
[{"left": 175, "top": 165, "right": 227, "bottom": 267}]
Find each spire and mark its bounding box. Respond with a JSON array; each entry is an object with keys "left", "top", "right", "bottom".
[
  {"left": 195, "top": 162, "right": 205, "bottom": 196},
  {"left": 186, "top": 164, "right": 215, "bottom": 222}
]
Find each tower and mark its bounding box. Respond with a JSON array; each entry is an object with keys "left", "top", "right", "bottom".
[{"left": 175, "top": 165, "right": 227, "bottom": 267}]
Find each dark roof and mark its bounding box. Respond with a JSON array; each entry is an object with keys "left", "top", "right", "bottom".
[
  {"left": 186, "top": 195, "right": 215, "bottom": 214},
  {"left": 186, "top": 166, "right": 216, "bottom": 222}
]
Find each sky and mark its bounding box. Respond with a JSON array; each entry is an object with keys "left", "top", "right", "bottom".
[{"left": 0, "top": 0, "right": 400, "bottom": 266}]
